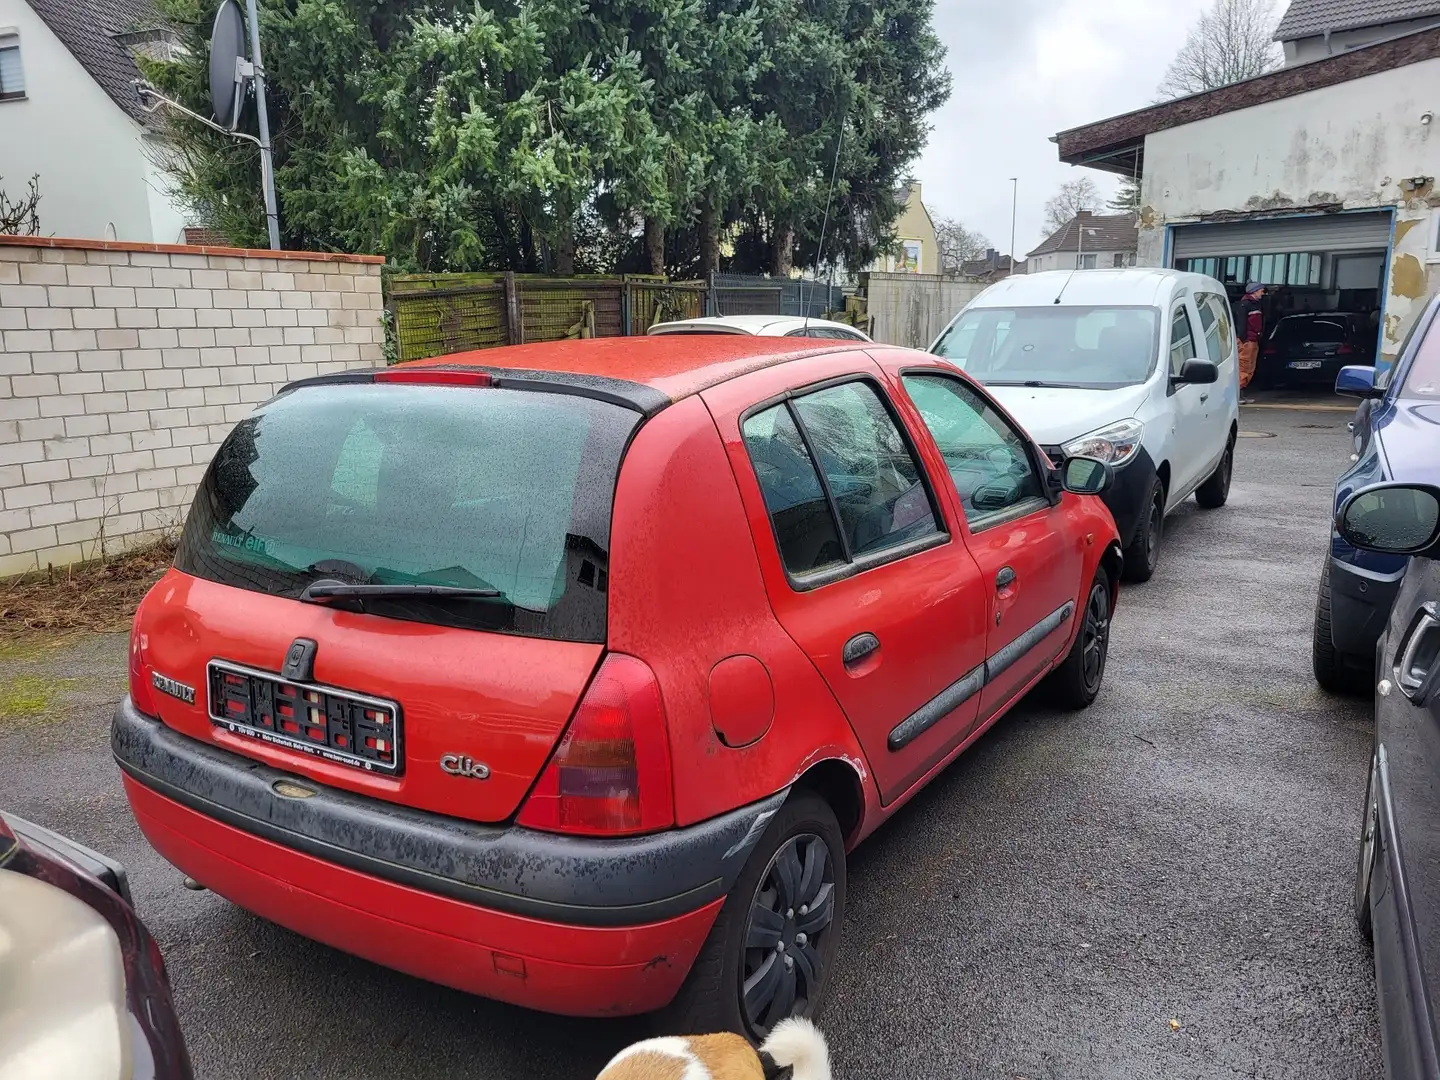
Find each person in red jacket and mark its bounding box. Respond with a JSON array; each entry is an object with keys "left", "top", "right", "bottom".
[{"left": 1237, "top": 282, "right": 1266, "bottom": 391}]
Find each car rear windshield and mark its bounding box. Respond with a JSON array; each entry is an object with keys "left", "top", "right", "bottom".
[
  {"left": 1273, "top": 317, "right": 1346, "bottom": 343},
  {"left": 932, "top": 306, "right": 1159, "bottom": 389},
  {"left": 174, "top": 382, "right": 640, "bottom": 642}
]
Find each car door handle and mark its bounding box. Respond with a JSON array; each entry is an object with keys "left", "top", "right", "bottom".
[
  {"left": 996, "top": 566, "right": 1016, "bottom": 590},
  {"left": 843, "top": 633, "right": 880, "bottom": 669},
  {"left": 1396, "top": 603, "right": 1440, "bottom": 703},
  {"left": 1199, "top": 392, "right": 1209, "bottom": 403}
]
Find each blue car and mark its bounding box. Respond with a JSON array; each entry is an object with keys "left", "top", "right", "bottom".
[{"left": 1314, "top": 292, "right": 1440, "bottom": 694}]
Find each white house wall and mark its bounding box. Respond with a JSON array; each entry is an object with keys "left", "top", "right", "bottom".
[
  {"left": 0, "top": 0, "right": 183, "bottom": 242},
  {"left": 1138, "top": 56, "right": 1440, "bottom": 366}
]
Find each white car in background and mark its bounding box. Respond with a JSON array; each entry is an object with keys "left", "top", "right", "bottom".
[
  {"left": 930, "top": 268, "right": 1240, "bottom": 582},
  {"left": 648, "top": 314, "right": 872, "bottom": 341}
]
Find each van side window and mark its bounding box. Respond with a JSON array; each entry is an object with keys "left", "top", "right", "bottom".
[
  {"left": 1169, "top": 304, "right": 1198, "bottom": 376},
  {"left": 742, "top": 380, "right": 941, "bottom": 580},
  {"left": 1195, "top": 293, "right": 1233, "bottom": 365}
]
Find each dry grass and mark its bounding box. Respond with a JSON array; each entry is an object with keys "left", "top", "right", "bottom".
[{"left": 0, "top": 540, "right": 176, "bottom": 638}]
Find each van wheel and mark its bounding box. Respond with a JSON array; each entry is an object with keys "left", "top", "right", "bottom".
[
  {"left": 1312, "top": 560, "right": 1372, "bottom": 695},
  {"left": 1046, "top": 568, "right": 1112, "bottom": 710},
  {"left": 656, "top": 793, "right": 845, "bottom": 1042},
  {"left": 1122, "top": 482, "right": 1164, "bottom": 583},
  {"left": 1195, "top": 435, "right": 1234, "bottom": 509}
]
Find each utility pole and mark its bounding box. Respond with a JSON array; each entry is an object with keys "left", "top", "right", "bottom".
[
  {"left": 244, "top": 0, "right": 280, "bottom": 250},
  {"left": 1008, "top": 177, "right": 1018, "bottom": 275}
]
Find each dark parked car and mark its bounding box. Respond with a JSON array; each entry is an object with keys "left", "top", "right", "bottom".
[
  {"left": 1257, "top": 311, "right": 1376, "bottom": 389},
  {"left": 0, "top": 811, "right": 193, "bottom": 1079},
  {"left": 1313, "top": 293, "right": 1440, "bottom": 694},
  {"left": 1341, "top": 482, "right": 1440, "bottom": 1079}
]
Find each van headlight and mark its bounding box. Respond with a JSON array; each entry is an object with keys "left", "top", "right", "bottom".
[{"left": 1062, "top": 419, "right": 1144, "bottom": 467}]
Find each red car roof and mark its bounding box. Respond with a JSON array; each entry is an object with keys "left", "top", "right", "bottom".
[{"left": 403, "top": 336, "right": 857, "bottom": 402}]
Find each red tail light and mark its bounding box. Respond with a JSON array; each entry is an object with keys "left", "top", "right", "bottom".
[
  {"left": 374, "top": 368, "right": 492, "bottom": 387},
  {"left": 129, "top": 623, "right": 159, "bottom": 717},
  {"left": 1338, "top": 343, "right": 1355, "bottom": 355},
  {"left": 517, "top": 654, "right": 674, "bottom": 837},
  {"left": 1263, "top": 345, "right": 1279, "bottom": 356}
]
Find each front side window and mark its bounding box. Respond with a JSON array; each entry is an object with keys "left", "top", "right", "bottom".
[
  {"left": 901, "top": 374, "right": 1047, "bottom": 527},
  {"left": 0, "top": 36, "right": 24, "bottom": 100},
  {"left": 932, "top": 305, "right": 1158, "bottom": 390},
  {"left": 1401, "top": 306, "right": 1440, "bottom": 399},
  {"left": 1169, "top": 304, "right": 1197, "bottom": 376},
  {"left": 1195, "top": 293, "right": 1233, "bottom": 365},
  {"left": 176, "top": 384, "right": 639, "bottom": 642},
  {"left": 743, "top": 380, "right": 941, "bottom": 580}
]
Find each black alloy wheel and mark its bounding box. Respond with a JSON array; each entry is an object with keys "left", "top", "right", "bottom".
[
  {"left": 740, "top": 833, "right": 837, "bottom": 1038},
  {"left": 1080, "top": 580, "right": 1111, "bottom": 696}
]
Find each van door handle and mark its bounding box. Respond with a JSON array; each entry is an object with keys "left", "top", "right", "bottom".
[
  {"left": 1396, "top": 603, "right": 1440, "bottom": 703},
  {"left": 843, "top": 633, "right": 880, "bottom": 669},
  {"left": 996, "top": 566, "right": 1016, "bottom": 590},
  {"left": 1199, "top": 392, "right": 1210, "bottom": 403}
]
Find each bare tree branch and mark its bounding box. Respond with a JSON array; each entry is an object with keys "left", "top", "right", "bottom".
[
  {"left": 1043, "top": 178, "right": 1102, "bottom": 236},
  {"left": 1158, "top": 0, "right": 1282, "bottom": 100},
  {"left": 0, "top": 175, "right": 41, "bottom": 236},
  {"left": 934, "top": 216, "right": 991, "bottom": 274}
]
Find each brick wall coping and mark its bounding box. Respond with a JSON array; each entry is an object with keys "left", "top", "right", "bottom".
[{"left": 0, "top": 234, "right": 386, "bottom": 265}]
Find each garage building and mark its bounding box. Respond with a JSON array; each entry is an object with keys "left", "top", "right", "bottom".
[{"left": 1053, "top": 23, "right": 1440, "bottom": 377}]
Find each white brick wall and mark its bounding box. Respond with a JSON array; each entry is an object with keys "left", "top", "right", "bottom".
[{"left": 0, "top": 237, "right": 385, "bottom": 576}]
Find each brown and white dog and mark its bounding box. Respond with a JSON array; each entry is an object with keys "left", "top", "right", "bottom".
[{"left": 596, "top": 1017, "right": 832, "bottom": 1080}]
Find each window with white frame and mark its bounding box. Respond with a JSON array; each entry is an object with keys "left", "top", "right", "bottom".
[
  {"left": 0, "top": 34, "right": 24, "bottom": 100},
  {"left": 1079, "top": 253, "right": 1097, "bottom": 270}
]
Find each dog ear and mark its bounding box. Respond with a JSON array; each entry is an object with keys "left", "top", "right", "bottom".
[{"left": 758, "top": 1051, "right": 793, "bottom": 1080}]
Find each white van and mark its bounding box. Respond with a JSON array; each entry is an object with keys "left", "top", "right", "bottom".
[{"left": 930, "top": 268, "right": 1240, "bottom": 581}]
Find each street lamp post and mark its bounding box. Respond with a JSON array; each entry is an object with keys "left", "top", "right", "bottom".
[{"left": 1008, "top": 177, "right": 1018, "bottom": 275}]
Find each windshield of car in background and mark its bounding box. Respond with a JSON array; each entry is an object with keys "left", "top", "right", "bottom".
[
  {"left": 931, "top": 305, "right": 1159, "bottom": 389},
  {"left": 1273, "top": 317, "right": 1346, "bottom": 343},
  {"left": 1402, "top": 314, "right": 1440, "bottom": 398},
  {"left": 174, "top": 383, "right": 640, "bottom": 642}
]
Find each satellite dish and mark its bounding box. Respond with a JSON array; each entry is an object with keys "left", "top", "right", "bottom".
[{"left": 208, "top": 0, "right": 247, "bottom": 131}]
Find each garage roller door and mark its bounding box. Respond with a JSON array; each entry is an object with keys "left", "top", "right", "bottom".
[{"left": 1170, "top": 211, "right": 1392, "bottom": 260}]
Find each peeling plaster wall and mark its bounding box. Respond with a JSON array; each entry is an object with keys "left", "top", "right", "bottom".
[{"left": 1138, "top": 57, "right": 1440, "bottom": 366}]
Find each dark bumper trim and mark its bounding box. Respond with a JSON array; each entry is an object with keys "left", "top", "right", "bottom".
[
  {"left": 0, "top": 813, "right": 132, "bottom": 905},
  {"left": 113, "top": 698, "right": 785, "bottom": 928},
  {"left": 1101, "top": 448, "right": 1158, "bottom": 547},
  {"left": 1329, "top": 556, "right": 1405, "bottom": 656}
]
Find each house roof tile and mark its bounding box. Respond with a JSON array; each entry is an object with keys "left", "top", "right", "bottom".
[
  {"left": 1274, "top": 0, "right": 1440, "bottom": 40},
  {"left": 26, "top": 0, "right": 164, "bottom": 125}
]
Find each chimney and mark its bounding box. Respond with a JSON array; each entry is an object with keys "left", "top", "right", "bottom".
[
  {"left": 985, "top": 248, "right": 997, "bottom": 261},
  {"left": 1075, "top": 210, "right": 1092, "bottom": 218}
]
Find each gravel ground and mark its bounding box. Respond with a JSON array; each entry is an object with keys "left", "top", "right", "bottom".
[{"left": 1, "top": 406, "right": 1379, "bottom": 1080}]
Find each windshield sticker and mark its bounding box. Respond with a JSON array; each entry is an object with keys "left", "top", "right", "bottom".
[{"left": 212, "top": 528, "right": 271, "bottom": 556}]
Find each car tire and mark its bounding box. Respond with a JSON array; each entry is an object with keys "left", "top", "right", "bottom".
[
  {"left": 1355, "top": 752, "right": 1378, "bottom": 945},
  {"left": 1312, "top": 560, "right": 1373, "bottom": 696},
  {"left": 1046, "top": 567, "right": 1112, "bottom": 710},
  {"left": 1194, "top": 434, "right": 1234, "bottom": 510},
  {"left": 655, "top": 791, "right": 846, "bottom": 1042},
  {"left": 1121, "top": 481, "right": 1164, "bottom": 583}
]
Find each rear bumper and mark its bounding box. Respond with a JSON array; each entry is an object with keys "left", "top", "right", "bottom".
[
  {"left": 113, "top": 698, "right": 785, "bottom": 1015},
  {"left": 1329, "top": 555, "right": 1405, "bottom": 657}
]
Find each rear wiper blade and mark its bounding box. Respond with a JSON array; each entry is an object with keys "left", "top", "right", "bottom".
[{"left": 299, "top": 579, "right": 501, "bottom": 604}]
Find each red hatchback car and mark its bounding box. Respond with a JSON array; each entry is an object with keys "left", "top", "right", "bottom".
[{"left": 114, "top": 337, "right": 1121, "bottom": 1039}]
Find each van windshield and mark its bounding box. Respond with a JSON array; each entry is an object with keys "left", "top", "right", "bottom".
[
  {"left": 932, "top": 306, "right": 1160, "bottom": 389},
  {"left": 174, "top": 383, "right": 640, "bottom": 642}
]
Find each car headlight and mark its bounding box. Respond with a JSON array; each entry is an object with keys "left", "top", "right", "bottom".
[{"left": 1062, "top": 419, "right": 1144, "bottom": 467}]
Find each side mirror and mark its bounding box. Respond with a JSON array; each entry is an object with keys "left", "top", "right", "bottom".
[
  {"left": 1062, "top": 455, "right": 1113, "bottom": 496},
  {"left": 1174, "top": 359, "right": 1219, "bottom": 386},
  {"left": 1336, "top": 365, "right": 1382, "bottom": 399},
  {"left": 1337, "top": 482, "right": 1440, "bottom": 556}
]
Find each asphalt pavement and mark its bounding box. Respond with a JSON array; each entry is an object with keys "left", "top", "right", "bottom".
[{"left": 1, "top": 406, "right": 1379, "bottom": 1080}]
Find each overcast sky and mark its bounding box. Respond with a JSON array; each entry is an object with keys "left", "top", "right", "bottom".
[{"left": 913, "top": 0, "right": 1214, "bottom": 258}]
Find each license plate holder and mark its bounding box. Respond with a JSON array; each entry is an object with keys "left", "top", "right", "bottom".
[
  {"left": 1289, "top": 360, "right": 1323, "bottom": 370},
  {"left": 207, "top": 660, "right": 402, "bottom": 774}
]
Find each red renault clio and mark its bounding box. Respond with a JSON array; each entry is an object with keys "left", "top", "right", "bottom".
[{"left": 115, "top": 336, "right": 1121, "bottom": 1039}]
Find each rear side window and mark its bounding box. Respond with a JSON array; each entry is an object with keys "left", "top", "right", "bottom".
[
  {"left": 175, "top": 384, "right": 640, "bottom": 642},
  {"left": 742, "top": 380, "right": 941, "bottom": 581}
]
